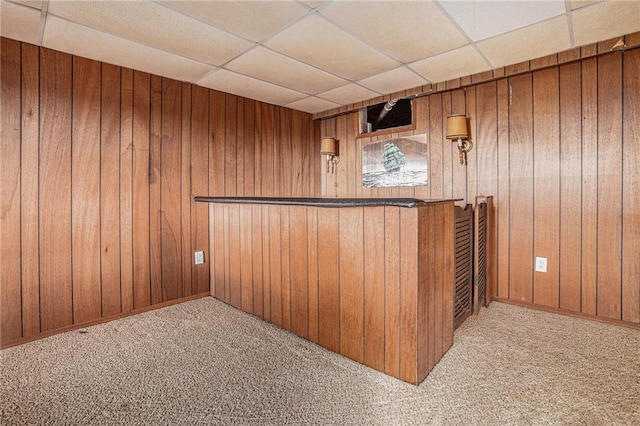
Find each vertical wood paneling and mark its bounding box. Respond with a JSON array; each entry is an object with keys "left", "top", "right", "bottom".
[
  {"left": 496, "top": 79, "right": 510, "bottom": 299},
  {"left": 508, "top": 74, "right": 534, "bottom": 303},
  {"left": 290, "top": 206, "right": 309, "bottom": 338},
  {"left": 1, "top": 39, "right": 320, "bottom": 346},
  {"left": 39, "top": 48, "right": 73, "bottom": 333},
  {"left": 307, "top": 207, "right": 319, "bottom": 343},
  {"left": 225, "top": 94, "right": 237, "bottom": 196},
  {"left": 191, "top": 86, "right": 210, "bottom": 295},
  {"left": 429, "top": 94, "right": 444, "bottom": 198},
  {"left": 581, "top": 57, "right": 598, "bottom": 316},
  {"left": 240, "top": 205, "right": 253, "bottom": 313},
  {"left": 384, "top": 207, "right": 401, "bottom": 377},
  {"left": 149, "top": 75, "right": 162, "bottom": 305},
  {"left": 101, "top": 63, "right": 122, "bottom": 317},
  {"left": 559, "top": 62, "right": 583, "bottom": 312},
  {"left": 160, "top": 78, "right": 183, "bottom": 302},
  {"left": 339, "top": 208, "right": 364, "bottom": 363},
  {"left": 363, "top": 207, "right": 385, "bottom": 371},
  {"left": 399, "top": 208, "right": 418, "bottom": 383},
  {"left": 622, "top": 49, "right": 640, "bottom": 324},
  {"left": 281, "top": 206, "right": 292, "bottom": 331},
  {"left": 532, "top": 67, "right": 560, "bottom": 308},
  {"left": 336, "top": 115, "right": 348, "bottom": 197},
  {"left": 597, "top": 52, "right": 623, "bottom": 319},
  {"left": 269, "top": 206, "right": 282, "bottom": 326},
  {"left": 120, "top": 68, "right": 134, "bottom": 313},
  {"left": 71, "top": 56, "right": 102, "bottom": 323},
  {"left": 1, "top": 38, "right": 22, "bottom": 341},
  {"left": 442, "top": 203, "right": 455, "bottom": 350},
  {"left": 252, "top": 205, "right": 263, "bottom": 318},
  {"left": 20, "top": 43, "right": 40, "bottom": 337},
  {"left": 228, "top": 204, "right": 241, "bottom": 308},
  {"left": 318, "top": 208, "right": 340, "bottom": 352},
  {"left": 181, "top": 83, "right": 192, "bottom": 297},
  {"left": 132, "top": 71, "right": 151, "bottom": 310}
]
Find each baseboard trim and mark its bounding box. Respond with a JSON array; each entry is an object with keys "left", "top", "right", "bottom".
[
  {"left": 491, "top": 297, "right": 640, "bottom": 331},
  {"left": 1, "top": 292, "right": 211, "bottom": 350}
]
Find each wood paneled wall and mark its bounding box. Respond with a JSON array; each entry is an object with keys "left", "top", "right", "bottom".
[
  {"left": 207, "top": 201, "right": 454, "bottom": 384},
  {"left": 0, "top": 38, "right": 319, "bottom": 347},
  {"left": 320, "top": 45, "right": 640, "bottom": 327}
]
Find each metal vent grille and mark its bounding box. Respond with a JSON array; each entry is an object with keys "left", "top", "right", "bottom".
[{"left": 454, "top": 205, "right": 473, "bottom": 329}]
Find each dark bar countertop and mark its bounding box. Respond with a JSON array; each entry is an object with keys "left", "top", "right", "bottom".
[{"left": 194, "top": 196, "right": 460, "bottom": 208}]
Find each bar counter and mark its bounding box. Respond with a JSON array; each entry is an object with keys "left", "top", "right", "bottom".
[{"left": 195, "top": 196, "right": 456, "bottom": 385}]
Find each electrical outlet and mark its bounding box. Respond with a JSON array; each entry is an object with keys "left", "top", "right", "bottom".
[
  {"left": 194, "top": 251, "right": 205, "bottom": 265},
  {"left": 535, "top": 257, "right": 547, "bottom": 273}
]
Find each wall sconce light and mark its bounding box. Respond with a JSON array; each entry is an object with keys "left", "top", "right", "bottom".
[
  {"left": 446, "top": 114, "right": 472, "bottom": 165},
  {"left": 321, "top": 137, "right": 340, "bottom": 173}
]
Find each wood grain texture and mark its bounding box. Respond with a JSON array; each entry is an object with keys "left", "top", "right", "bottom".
[
  {"left": 363, "top": 207, "right": 385, "bottom": 371},
  {"left": 132, "top": 71, "right": 151, "bottom": 310},
  {"left": 384, "top": 207, "right": 401, "bottom": 377},
  {"left": 289, "top": 206, "right": 309, "bottom": 339},
  {"left": 581, "top": 58, "right": 598, "bottom": 316},
  {"left": 240, "top": 204, "right": 254, "bottom": 313},
  {"left": 120, "top": 68, "right": 134, "bottom": 313},
  {"left": 559, "top": 62, "right": 582, "bottom": 312},
  {"left": 160, "top": 78, "right": 183, "bottom": 302},
  {"left": 1, "top": 38, "right": 22, "bottom": 342},
  {"left": 597, "top": 52, "right": 623, "bottom": 320},
  {"left": 339, "top": 208, "right": 364, "bottom": 363},
  {"left": 622, "top": 48, "right": 640, "bottom": 324},
  {"left": 318, "top": 208, "right": 340, "bottom": 353},
  {"left": 532, "top": 67, "right": 560, "bottom": 308},
  {"left": 508, "top": 74, "right": 534, "bottom": 303},
  {"left": 1, "top": 38, "right": 318, "bottom": 346},
  {"left": 206, "top": 201, "right": 455, "bottom": 384},
  {"left": 149, "top": 75, "right": 162, "bottom": 305},
  {"left": 71, "top": 56, "right": 102, "bottom": 323},
  {"left": 20, "top": 42, "right": 40, "bottom": 337},
  {"left": 101, "top": 63, "right": 122, "bottom": 317},
  {"left": 39, "top": 47, "right": 73, "bottom": 332}
]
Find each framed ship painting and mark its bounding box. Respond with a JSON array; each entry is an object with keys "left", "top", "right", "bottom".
[{"left": 362, "top": 134, "right": 428, "bottom": 188}]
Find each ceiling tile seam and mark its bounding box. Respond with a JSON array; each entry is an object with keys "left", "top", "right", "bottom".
[
  {"left": 564, "top": 0, "right": 577, "bottom": 48},
  {"left": 42, "top": 12, "right": 221, "bottom": 69},
  {"left": 150, "top": 0, "right": 262, "bottom": 46},
  {"left": 5, "top": 0, "right": 39, "bottom": 11},
  {"left": 432, "top": 0, "right": 494, "bottom": 71},
  {"left": 36, "top": 0, "right": 49, "bottom": 45},
  {"left": 313, "top": 10, "right": 405, "bottom": 68},
  {"left": 196, "top": 67, "right": 309, "bottom": 100},
  {"left": 234, "top": 44, "right": 353, "bottom": 86},
  {"left": 313, "top": 82, "right": 385, "bottom": 104}
]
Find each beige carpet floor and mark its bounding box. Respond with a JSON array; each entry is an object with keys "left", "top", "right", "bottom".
[{"left": 1, "top": 297, "right": 639, "bottom": 425}]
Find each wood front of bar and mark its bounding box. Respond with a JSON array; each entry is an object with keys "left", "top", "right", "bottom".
[{"left": 196, "top": 197, "right": 456, "bottom": 385}]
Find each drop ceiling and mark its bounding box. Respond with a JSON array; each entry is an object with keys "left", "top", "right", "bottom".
[{"left": 2, "top": 0, "right": 639, "bottom": 114}]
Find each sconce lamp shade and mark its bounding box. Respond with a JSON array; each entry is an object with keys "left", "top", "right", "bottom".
[
  {"left": 446, "top": 114, "right": 468, "bottom": 140},
  {"left": 321, "top": 137, "right": 337, "bottom": 156}
]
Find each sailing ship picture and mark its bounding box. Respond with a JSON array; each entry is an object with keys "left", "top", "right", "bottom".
[{"left": 362, "top": 134, "right": 428, "bottom": 188}]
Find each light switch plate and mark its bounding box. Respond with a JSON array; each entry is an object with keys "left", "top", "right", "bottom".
[{"left": 194, "top": 251, "right": 205, "bottom": 265}]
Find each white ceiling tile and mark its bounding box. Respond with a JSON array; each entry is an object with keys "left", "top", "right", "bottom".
[
  {"left": 42, "top": 16, "right": 215, "bottom": 83},
  {"left": 197, "top": 69, "right": 307, "bottom": 106},
  {"left": 409, "top": 45, "right": 490, "bottom": 83},
  {"left": 440, "top": 0, "right": 566, "bottom": 42},
  {"left": 284, "top": 96, "right": 340, "bottom": 114},
  {"left": 318, "top": 84, "right": 380, "bottom": 105},
  {"left": 224, "top": 46, "right": 347, "bottom": 95},
  {"left": 322, "top": 1, "right": 468, "bottom": 63},
  {"left": 7, "top": 0, "right": 42, "bottom": 9},
  {"left": 0, "top": 0, "right": 41, "bottom": 44},
  {"left": 358, "top": 67, "right": 428, "bottom": 95},
  {"left": 572, "top": 1, "right": 640, "bottom": 47},
  {"left": 159, "top": 0, "right": 309, "bottom": 42},
  {"left": 476, "top": 16, "right": 571, "bottom": 68},
  {"left": 264, "top": 14, "right": 399, "bottom": 81},
  {"left": 47, "top": 0, "right": 253, "bottom": 66},
  {"left": 570, "top": 0, "right": 600, "bottom": 11}
]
